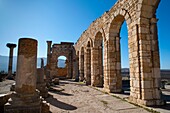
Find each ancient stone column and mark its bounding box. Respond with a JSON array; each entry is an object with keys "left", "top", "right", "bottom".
[
  {"left": 6, "top": 43, "right": 16, "bottom": 79},
  {"left": 45, "top": 41, "right": 52, "bottom": 87},
  {"left": 46, "top": 41, "right": 52, "bottom": 68},
  {"left": 5, "top": 38, "right": 42, "bottom": 113}
]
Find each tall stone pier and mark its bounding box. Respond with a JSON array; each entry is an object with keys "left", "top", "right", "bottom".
[
  {"left": 46, "top": 41, "right": 52, "bottom": 68},
  {"left": 6, "top": 43, "right": 16, "bottom": 79},
  {"left": 5, "top": 38, "right": 42, "bottom": 113}
]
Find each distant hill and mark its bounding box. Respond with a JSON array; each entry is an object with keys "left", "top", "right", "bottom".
[{"left": 0, "top": 55, "right": 65, "bottom": 72}]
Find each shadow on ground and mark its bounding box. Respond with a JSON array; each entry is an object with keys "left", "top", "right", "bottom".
[
  {"left": 49, "top": 87, "right": 73, "bottom": 96},
  {"left": 45, "top": 96, "right": 77, "bottom": 110},
  {"left": 59, "top": 80, "right": 86, "bottom": 86}
]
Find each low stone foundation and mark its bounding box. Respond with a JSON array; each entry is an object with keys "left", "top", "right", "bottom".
[
  {"left": 4, "top": 91, "right": 41, "bottom": 113},
  {"left": 129, "top": 96, "right": 165, "bottom": 106}
]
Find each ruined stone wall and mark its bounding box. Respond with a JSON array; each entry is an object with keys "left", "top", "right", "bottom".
[
  {"left": 57, "top": 68, "right": 68, "bottom": 77},
  {"left": 74, "top": 0, "right": 162, "bottom": 106},
  {"left": 48, "top": 42, "right": 78, "bottom": 79}
]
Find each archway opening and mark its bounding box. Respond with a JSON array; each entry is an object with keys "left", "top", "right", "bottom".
[
  {"left": 56, "top": 55, "right": 68, "bottom": 78},
  {"left": 105, "top": 14, "right": 130, "bottom": 93},
  {"left": 93, "top": 32, "right": 104, "bottom": 87},
  {"left": 85, "top": 41, "right": 92, "bottom": 85},
  {"left": 57, "top": 56, "right": 67, "bottom": 68},
  {"left": 120, "top": 21, "right": 130, "bottom": 95}
]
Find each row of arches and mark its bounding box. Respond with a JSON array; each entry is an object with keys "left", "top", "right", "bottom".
[{"left": 75, "top": 0, "right": 162, "bottom": 106}]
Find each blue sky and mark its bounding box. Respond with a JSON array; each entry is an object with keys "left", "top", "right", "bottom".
[{"left": 0, "top": 0, "right": 169, "bottom": 69}]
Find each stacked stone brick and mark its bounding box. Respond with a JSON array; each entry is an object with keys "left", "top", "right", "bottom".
[
  {"left": 74, "top": 0, "right": 163, "bottom": 106},
  {"left": 46, "top": 41, "right": 78, "bottom": 79}
]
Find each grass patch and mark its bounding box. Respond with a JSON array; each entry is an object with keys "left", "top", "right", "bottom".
[{"left": 79, "top": 82, "right": 85, "bottom": 84}]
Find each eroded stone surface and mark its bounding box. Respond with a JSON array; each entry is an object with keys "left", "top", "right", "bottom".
[{"left": 4, "top": 38, "right": 49, "bottom": 113}]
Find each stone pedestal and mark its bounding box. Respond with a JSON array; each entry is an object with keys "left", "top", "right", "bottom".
[
  {"left": 4, "top": 38, "right": 50, "bottom": 113},
  {"left": 37, "top": 68, "right": 48, "bottom": 98}
]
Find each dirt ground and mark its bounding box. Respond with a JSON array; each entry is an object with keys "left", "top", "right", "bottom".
[
  {"left": 1, "top": 79, "right": 169, "bottom": 113},
  {"left": 45, "top": 80, "right": 150, "bottom": 113}
]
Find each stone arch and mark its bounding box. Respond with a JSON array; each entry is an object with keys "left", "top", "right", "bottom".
[
  {"left": 105, "top": 8, "right": 132, "bottom": 41},
  {"left": 103, "top": 12, "right": 131, "bottom": 93},
  {"left": 94, "top": 32, "right": 103, "bottom": 47},
  {"left": 48, "top": 42, "right": 75, "bottom": 79},
  {"left": 74, "top": 0, "right": 162, "bottom": 106},
  {"left": 128, "top": 0, "right": 162, "bottom": 106},
  {"left": 87, "top": 37, "right": 93, "bottom": 48}
]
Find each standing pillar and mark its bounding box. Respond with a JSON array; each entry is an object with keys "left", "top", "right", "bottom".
[
  {"left": 6, "top": 43, "right": 16, "bottom": 79},
  {"left": 41, "top": 58, "right": 44, "bottom": 68},
  {"left": 129, "top": 20, "right": 163, "bottom": 106},
  {"left": 46, "top": 41, "right": 52, "bottom": 85},
  {"left": 37, "top": 68, "right": 48, "bottom": 98},
  {"left": 79, "top": 48, "right": 84, "bottom": 81},
  {"left": 66, "top": 59, "right": 70, "bottom": 78},
  {"left": 46, "top": 41, "right": 52, "bottom": 68},
  {"left": 103, "top": 37, "right": 122, "bottom": 93},
  {"left": 5, "top": 38, "right": 46, "bottom": 113},
  {"left": 37, "top": 58, "right": 48, "bottom": 98}
]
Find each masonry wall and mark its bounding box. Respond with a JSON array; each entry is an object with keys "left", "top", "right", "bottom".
[{"left": 74, "top": 0, "right": 162, "bottom": 106}]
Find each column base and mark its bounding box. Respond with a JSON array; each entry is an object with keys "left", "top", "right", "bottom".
[
  {"left": 4, "top": 91, "right": 50, "bottom": 113},
  {"left": 129, "top": 96, "right": 165, "bottom": 106},
  {"left": 5, "top": 103, "right": 41, "bottom": 113},
  {"left": 104, "top": 85, "right": 122, "bottom": 93},
  {"left": 91, "top": 75, "right": 103, "bottom": 87}
]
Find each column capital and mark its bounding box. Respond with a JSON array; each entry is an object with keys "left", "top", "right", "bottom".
[
  {"left": 6, "top": 43, "right": 17, "bottom": 49},
  {"left": 46, "top": 41, "right": 52, "bottom": 45}
]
